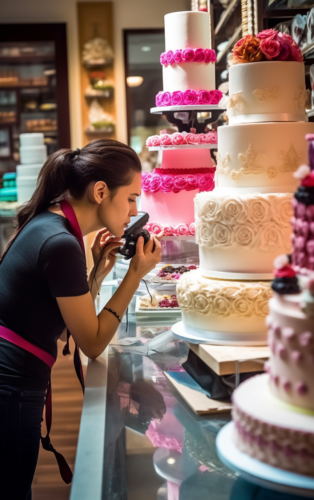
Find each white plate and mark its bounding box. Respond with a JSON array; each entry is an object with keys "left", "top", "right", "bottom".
[
  {"left": 150, "top": 105, "right": 226, "bottom": 114},
  {"left": 217, "top": 422, "right": 314, "bottom": 498},
  {"left": 135, "top": 296, "right": 181, "bottom": 315},
  {"left": 171, "top": 321, "right": 267, "bottom": 346},
  {"left": 148, "top": 144, "right": 217, "bottom": 151}
]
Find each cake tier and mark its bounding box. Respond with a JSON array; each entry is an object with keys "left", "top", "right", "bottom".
[
  {"left": 291, "top": 198, "right": 314, "bottom": 270},
  {"left": 228, "top": 61, "right": 308, "bottom": 124},
  {"left": 156, "top": 148, "right": 213, "bottom": 170},
  {"left": 164, "top": 12, "right": 211, "bottom": 52},
  {"left": 19, "top": 133, "right": 44, "bottom": 147},
  {"left": 176, "top": 271, "right": 272, "bottom": 338},
  {"left": 162, "top": 63, "right": 215, "bottom": 94},
  {"left": 267, "top": 294, "right": 314, "bottom": 411},
  {"left": 20, "top": 145, "right": 47, "bottom": 165},
  {"left": 195, "top": 191, "right": 293, "bottom": 275},
  {"left": 232, "top": 374, "right": 314, "bottom": 476},
  {"left": 216, "top": 122, "right": 314, "bottom": 191}
]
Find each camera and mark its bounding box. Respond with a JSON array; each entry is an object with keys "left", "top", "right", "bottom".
[{"left": 118, "top": 211, "right": 150, "bottom": 260}]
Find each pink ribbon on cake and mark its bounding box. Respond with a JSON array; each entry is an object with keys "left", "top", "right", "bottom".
[
  {"left": 160, "top": 48, "right": 216, "bottom": 65},
  {"left": 155, "top": 89, "right": 223, "bottom": 107}
]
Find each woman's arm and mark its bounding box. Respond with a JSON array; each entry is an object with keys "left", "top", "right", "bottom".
[{"left": 56, "top": 235, "right": 161, "bottom": 359}]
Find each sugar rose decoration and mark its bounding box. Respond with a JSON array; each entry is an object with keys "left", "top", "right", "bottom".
[{"left": 232, "top": 30, "right": 303, "bottom": 64}]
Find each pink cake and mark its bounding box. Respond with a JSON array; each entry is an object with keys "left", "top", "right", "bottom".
[{"left": 231, "top": 138, "right": 314, "bottom": 477}]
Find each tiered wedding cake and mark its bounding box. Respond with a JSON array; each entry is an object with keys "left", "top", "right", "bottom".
[
  {"left": 231, "top": 144, "right": 314, "bottom": 476},
  {"left": 17, "top": 133, "right": 47, "bottom": 204},
  {"left": 141, "top": 11, "right": 221, "bottom": 237},
  {"left": 177, "top": 29, "right": 314, "bottom": 343}
]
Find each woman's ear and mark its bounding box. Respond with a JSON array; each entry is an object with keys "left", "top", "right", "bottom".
[{"left": 87, "top": 181, "right": 110, "bottom": 204}]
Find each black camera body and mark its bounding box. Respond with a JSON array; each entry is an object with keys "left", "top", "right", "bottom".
[{"left": 118, "top": 211, "right": 150, "bottom": 260}]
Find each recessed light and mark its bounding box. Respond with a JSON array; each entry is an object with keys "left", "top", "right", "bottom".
[
  {"left": 141, "top": 46, "right": 151, "bottom": 52},
  {"left": 126, "top": 76, "right": 144, "bottom": 87},
  {"left": 167, "top": 458, "right": 176, "bottom": 465}
]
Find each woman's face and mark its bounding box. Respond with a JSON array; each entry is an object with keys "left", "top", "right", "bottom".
[{"left": 99, "top": 172, "right": 141, "bottom": 237}]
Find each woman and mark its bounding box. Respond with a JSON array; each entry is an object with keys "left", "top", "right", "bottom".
[{"left": 0, "top": 139, "right": 161, "bottom": 499}]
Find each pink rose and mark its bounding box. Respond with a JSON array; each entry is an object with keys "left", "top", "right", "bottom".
[
  {"left": 161, "top": 176, "right": 174, "bottom": 192},
  {"left": 199, "top": 174, "right": 214, "bottom": 192},
  {"left": 205, "top": 132, "right": 217, "bottom": 144},
  {"left": 146, "top": 136, "right": 153, "bottom": 147},
  {"left": 289, "top": 43, "right": 303, "bottom": 62},
  {"left": 163, "top": 225, "right": 175, "bottom": 236},
  {"left": 182, "top": 48, "right": 195, "bottom": 62},
  {"left": 194, "top": 48, "right": 206, "bottom": 63},
  {"left": 185, "top": 133, "right": 198, "bottom": 145},
  {"left": 257, "top": 29, "right": 278, "bottom": 40},
  {"left": 189, "top": 223, "right": 196, "bottom": 236},
  {"left": 160, "top": 92, "right": 171, "bottom": 106},
  {"left": 205, "top": 49, "right": 216, "bottom": 63},
  {"left": 260, "top": 37, "right": 281, "bottom": 60},
  {"left": 173, "top": 177, "right": 187, "bottom": 193},
  {"left": 173, "top": 50, "right": 183, "bottom": 63},
  {"left": 171, "top": 91, "right": 183, "bottom": 106},
  {"left": 151, "top": 135, "right": 161, "bottom": 147},
  {"left": 186, "top": 175, "right": 199, "bottom": 190},
  {"left": 166, "top": 50, "right": 174, "bottom": 65},
  {"left": 172, "top": 133, "right": 185, "bottom": 145},
  {"left": 155, "top": 92, "right": 163, "bottom": 106},
  {"left": 151, "top": 223, "right": 162, "bottom": 234},
  {"left": 277, "top": 41, "right": 290, "bottom": 61},
  {"left": 160, "top": 134, "right": 172, "bottom": 146},
  {"left": 175, "top": 224, "right": 189, "bottom": 236},
  {"left": 160, "top": 52, "right": 167, "bottom": 65},
  {"left": 198, "top": 90, "right": 211, "bottom": 105},
  {"left": 208, "top": 89, "right": 223, "bottom": 104},
  {"left": 149, "top": 175, "right": 162, "bottom": 193},
  {"left": 141, "top": 173, "right": 152, "bottom": 192},
  {"left": 183, "top": 90, "right": 198, "bottom": 105},
  {"left": 198, "top": 134, "right": 207, "bottom": 144},
  {"left": 144, "top": 223, "right": 152, "bottom": 232},
  {"left": 277, "top": 32, "right": 294, "bottom": 47}
]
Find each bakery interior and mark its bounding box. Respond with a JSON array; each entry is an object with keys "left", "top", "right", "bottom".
[{"left": 1, "top": 0, "right": 314, "bottom": 499}]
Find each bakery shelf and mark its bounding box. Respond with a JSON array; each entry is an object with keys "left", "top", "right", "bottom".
[
  {"left": 0, "top": 55, "right": 54, "bottom": 65},
  {"left": 148, "top": 144, "right": 217, "bottom": 151},
  {"left": 214, "top": 0, "right": 240, "bottom": 37},
  {"left": 216, "top": 24, "right": 242, "bottom": 63}
]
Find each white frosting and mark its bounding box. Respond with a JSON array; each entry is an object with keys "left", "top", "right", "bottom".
[
  {"left": 268, "top": 294, "right": 314, "bottom": 411},
  {"left": 163, "top": 11, "right": 215, "bottom": 93},
  {"left": 228, "top": 62, "right": 308, "bottom": 124},
  {"left": 164, "top": 11, "right": 211, "bottom": 51},
  {"left": 19, "top": 133, "right": 44, "bottom": 147},
  {"left": 163, "top": 63, "right": 215, "bottom": 93},
  {"left": 195, "top": 191, "right": 293, "bottom": 274},
  {"left": 19, "top": 145, "right": 47, "bottom": 165},
  {"left": 177, "top": 271, "right": 272, "bottom": 337},
  {"left": 216, "top": 122, "right": 314, "bottom": 190}
]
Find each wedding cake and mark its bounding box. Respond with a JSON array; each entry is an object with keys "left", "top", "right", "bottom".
[
  {"left": 141, "top": 11, "right": 221, "bottom": 237},
  {"left": 177, "top": 29, "right": 314, "bottom": 343},
  {"left": 231, "top": 148, "right": 314, "bottom": 477},
  {"left": 17, "top": 133, "right": 47, "bottom": 204}
]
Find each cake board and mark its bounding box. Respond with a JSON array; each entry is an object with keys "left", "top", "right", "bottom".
[
  {"left": 172, "top": 321, "right": 268, "bottom": 346},
  {"left": 148, "top": 144, "right": 217, "bottom": 151},
  {"left": 217, "top": 422, "right": 314, "bottom": 498}
]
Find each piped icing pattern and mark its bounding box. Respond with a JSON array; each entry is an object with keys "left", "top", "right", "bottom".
[
  {"left": 155, "top": 89, "right": 222, "bottom": 107},
  {"left": 146, "top": 131, "right": 217, "bottom": 147},
  {"left": 160, "top": 48, "right": 216, "bottom": 65},
  {"left": 194, "top": 191, "right": 293, "bottom": 252},
  {"left": 141, "top": 172, "right": 214, "bottom": 194},
  {"left": 145, "top": 222, "right": 195, "bottom": 237}
]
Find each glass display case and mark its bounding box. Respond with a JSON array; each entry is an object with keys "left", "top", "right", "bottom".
[{"left": 0, "top": 24, "right": 70, "bottom": 173}]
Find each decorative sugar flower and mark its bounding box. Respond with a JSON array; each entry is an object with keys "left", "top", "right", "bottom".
[
  {"left": 272, "top": 254, "right": 300, "bottom": 295},
  {"left": 233, "top": 35, "right": 263, "bottom": 64}
]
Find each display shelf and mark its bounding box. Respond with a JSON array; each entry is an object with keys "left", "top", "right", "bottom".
[
  {"left": 0, "top": 55, "right": 55, "bottom": 65},
  {"left": 150, "top": 104, "right": 225, "bottom": 114},
  {"left": 214, "top": 0, "right": 240, "bottom": 36},
  {"left": 148, "top": 143, "right": 217, "bottom": 151}
]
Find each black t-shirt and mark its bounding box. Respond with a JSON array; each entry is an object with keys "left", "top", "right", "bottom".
[{"left": 0, "top": 210, "right": 90, "bottom": 389}]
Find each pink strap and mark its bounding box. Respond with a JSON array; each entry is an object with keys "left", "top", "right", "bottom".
[
  {"left": 0, "top": 325, "right": 55, "bottom": 368},
  {"left": 60, "top": 200, "right": 85, "bottom": 256}
]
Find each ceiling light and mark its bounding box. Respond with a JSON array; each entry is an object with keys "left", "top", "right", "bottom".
[
  {"left": 126, "top": 76, "right": 144, "bottom": 87},
  {"left": 167, "top": 458, "right": 176, "bottom": 465},
  {"left": 141, "top": 46, "right": 151, "bottom": 52}
]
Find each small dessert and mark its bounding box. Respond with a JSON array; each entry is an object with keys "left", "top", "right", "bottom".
[
  {"left": 151, "top": 264, "right": 198, "bottom": 283},
  {"left": 139, "top": 293, "right": 179, "bottom": 310}
]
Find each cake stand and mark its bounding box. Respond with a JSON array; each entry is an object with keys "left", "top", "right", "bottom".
[
  {"left": 148, "top": 144, "right": 217, "bottom": 151},
  {"left": 171, "top": 321, "right": 267, "bottom": 346},
  {"left": 150, "top": 105, "right": 225, "bottom": 133},
  {"left": 217, "top": 422, "right": 314, "bottom": 498}
]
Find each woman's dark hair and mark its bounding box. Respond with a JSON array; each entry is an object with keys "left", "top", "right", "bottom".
[{"left": 1, "top": 139, "right": 141, "bottom": 261}]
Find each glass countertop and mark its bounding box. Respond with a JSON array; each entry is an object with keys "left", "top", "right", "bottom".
[{"left": 96, "top": 280, "right": 307, "bottom": 500}]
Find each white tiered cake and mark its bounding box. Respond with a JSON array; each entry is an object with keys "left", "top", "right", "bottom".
[
  {"left": 177, "top": 29, "right": 314, "bottom": 343},
  {"left": 16, "top": 133, "right": 47, "bottom": 204}
]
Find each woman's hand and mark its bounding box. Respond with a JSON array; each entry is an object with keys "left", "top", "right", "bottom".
[
  {"left": 128, "top": 233, "right": 162, "bottom": 281},
  {"left": 91, "top": 228, "right": 123, "bottom": 279}
]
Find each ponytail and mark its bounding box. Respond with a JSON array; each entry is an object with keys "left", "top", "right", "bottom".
[{"left": 1, "top": 139, "right": 141, "bottom": 262}]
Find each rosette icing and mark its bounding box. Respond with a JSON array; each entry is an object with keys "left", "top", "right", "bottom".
[
  {"left": 146, "top": 131, "right": 217, "bottom": 147},
  {"left": 160, "top": 48, "right": 216, "bottom": 65},
  {"left": 141, "top": 172, "right": 215, "bottom": 193},
  {"left": 155, "top": 89, "right": 223, "bottom": 107},
  {"left": 145, "top": 222, "right": 196, "bottom": 237}
]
